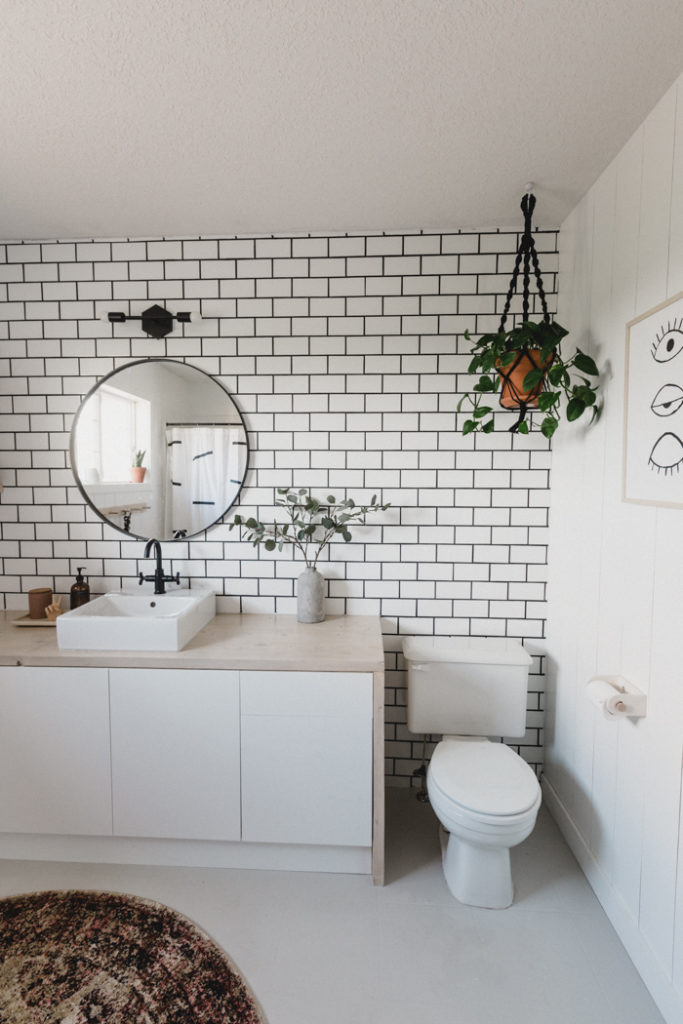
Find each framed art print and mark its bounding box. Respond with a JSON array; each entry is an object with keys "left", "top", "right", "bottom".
[{"left": 624, "top": 289, "right": 683, "bottom": 508}]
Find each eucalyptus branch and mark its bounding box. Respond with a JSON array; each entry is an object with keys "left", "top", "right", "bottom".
[{"left": 229, "top": 488, "right": 391, "bottom": 569}]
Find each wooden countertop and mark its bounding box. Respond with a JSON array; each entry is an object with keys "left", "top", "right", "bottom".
[{"left": 0, "top": 611, "right": 385, "bottom": 673}]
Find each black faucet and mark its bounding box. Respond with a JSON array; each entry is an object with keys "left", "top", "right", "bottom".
[{"left": 139, "top": 538, "right": 180, "bottom": 595}]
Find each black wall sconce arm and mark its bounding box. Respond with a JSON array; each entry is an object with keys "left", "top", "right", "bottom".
[{"left": 105, "top": 304, "right": 201, "bottom": 339}]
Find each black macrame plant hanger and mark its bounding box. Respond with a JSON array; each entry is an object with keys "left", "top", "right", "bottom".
[{"left": 498, "top": 192, "right": 552, "bottom": 432}]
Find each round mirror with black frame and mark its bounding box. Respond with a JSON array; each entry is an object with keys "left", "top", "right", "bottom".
[{"left": 70, "top": 358, "right": 249, "bottom": 541}]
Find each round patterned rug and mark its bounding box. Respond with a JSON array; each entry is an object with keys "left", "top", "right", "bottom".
[{"left": 0, "top": 890, "right": 267, "bottom": 1023}]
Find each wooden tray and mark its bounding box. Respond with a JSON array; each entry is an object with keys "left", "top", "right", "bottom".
[{"left": 12, "top": 614, "right": 58, "bottom": 627}]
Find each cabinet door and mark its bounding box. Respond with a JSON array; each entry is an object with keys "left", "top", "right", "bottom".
[
  {"left": 110, "top": 669, "right": 240, "bottom": 841},
  {"left": 241, "top": 671, "right": 373, "bottom": 846},
  {"left": 0, "top": 667, "right": 112, "bottom": 835}
]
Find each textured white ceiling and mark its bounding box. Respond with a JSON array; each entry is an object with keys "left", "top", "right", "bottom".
[{"left": 2, "top": 0, "right": 683, "bottom": 239}]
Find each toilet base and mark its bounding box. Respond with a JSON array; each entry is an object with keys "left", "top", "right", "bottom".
[{"left": 439, "top": 827, "right": 513, "bottom": 910}]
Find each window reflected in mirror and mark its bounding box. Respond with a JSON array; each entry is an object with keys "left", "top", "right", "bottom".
[{"left": 75, "top": 383, "right": 151, "bottom": 485}]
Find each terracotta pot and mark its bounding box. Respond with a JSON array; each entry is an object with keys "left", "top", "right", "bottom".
[
  {"left": 496, "top": 348, "right": 553, "bottom": 409},
  {"left": 130, "top": 466, "right": 146, "bottom": 483}
]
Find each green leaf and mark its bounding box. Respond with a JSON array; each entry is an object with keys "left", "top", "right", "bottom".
[
  {"left": 462, "top": 419, "right": 477, "bottom": 435},
  {"left": 264, "top": 539, "right": 276, "bottom": 551},
  {"left": 473, "top": 405, "right": 493, "bottom": 419},
  {"left": 566, "top": 397, "right": 586, "bottom": 421},
  {"left": 537, "top": 391, "right": 559, "bottom": 412},
  {"left": 549, "top": 320, "right": 569, "bottom": 341},
  {"left": 522, "top": 368, "right": 544, "bottom": 391},
  {"left": 574, "top": 385, "right": 596, "bottom": 406},
  {"left": 574, "top": 350, "right": 599, "bottom": 376},
  {"left": 517, "top": 420, "right": 529, "bottom": 434},
  {"left": 548, "top": 365, "right": 565, "bottom": 386},
  {"left": 343, "top": 530, "right": 352, "bottom": 542},
  {"left": 541, "top": 416, "right": 559, "bottom": 438},
  {"left": 498, "top": 351, "right": 517, "bottom": 367},
  {"left": 482, "top": 419, "right": 495, "bottom": 433}
]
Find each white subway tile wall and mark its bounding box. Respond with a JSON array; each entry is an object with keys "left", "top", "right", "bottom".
[{"left": 0, "top": 229, "right": 557, "bottom": 782}]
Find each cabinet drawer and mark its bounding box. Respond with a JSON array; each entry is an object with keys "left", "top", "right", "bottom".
[{"left": 240, "top": 671, "right": 372, "bottom": 717}]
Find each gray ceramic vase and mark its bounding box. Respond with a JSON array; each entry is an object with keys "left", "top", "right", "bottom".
[{"left": 297, "top": 567, "right": 325, "bottom": 623}]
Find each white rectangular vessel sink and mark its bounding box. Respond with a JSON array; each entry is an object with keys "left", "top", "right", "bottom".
[{"left": 56, "top": 589, "right": 216, "bottom": 651}]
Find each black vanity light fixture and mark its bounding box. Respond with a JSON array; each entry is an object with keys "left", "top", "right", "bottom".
[{"left": 104, "top": 304, "right": 202, "bottom": 339}]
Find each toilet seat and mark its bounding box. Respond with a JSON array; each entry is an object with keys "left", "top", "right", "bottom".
[{"left": 428, "top": 738, "right": 541, "bottom": 828}]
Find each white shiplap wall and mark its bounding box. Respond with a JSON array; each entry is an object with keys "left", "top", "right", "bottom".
[
  {"left": 0, "top": 227, "right": 556, "bottom": 782},
  {"left": 545, "top": 76, "right": 683, "bottom": 1024}
]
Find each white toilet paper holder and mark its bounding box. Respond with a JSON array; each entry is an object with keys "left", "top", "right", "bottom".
[{"left": 587, "top": 675, "right": 647, "bottom": 718}]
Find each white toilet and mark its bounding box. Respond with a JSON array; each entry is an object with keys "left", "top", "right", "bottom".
[{"left": 403, "top": 636, "right": 541, "bottom": 909}]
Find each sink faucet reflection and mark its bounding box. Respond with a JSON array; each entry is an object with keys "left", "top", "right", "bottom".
[{"left": 139, "top": 538, "right": 181, "bottom": 595}]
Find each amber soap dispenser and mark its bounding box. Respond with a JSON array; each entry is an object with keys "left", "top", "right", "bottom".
[{"left": 70, "top": 567, "right": 90, "bottom": 609}]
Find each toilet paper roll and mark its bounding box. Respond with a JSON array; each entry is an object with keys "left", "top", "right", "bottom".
[{"left": 585, "top": 679, "right": 626, "bottom": 718}]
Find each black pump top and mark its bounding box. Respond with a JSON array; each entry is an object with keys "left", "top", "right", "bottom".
[{"left": 75, "top": 567, "right": 86, "bottom": 583}]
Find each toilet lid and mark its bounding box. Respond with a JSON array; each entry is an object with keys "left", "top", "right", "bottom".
[{"left": 429, "top": 740, "right": 539, "bottom": 817}]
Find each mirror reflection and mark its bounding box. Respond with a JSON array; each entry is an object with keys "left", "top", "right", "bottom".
[{"left": 71, "top": 359, "right": 249, "bottom": 541}]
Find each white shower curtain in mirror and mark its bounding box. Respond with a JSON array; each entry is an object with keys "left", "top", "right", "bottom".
[{"left": 164, "top": 425, "right": 245, "bottom": 537}]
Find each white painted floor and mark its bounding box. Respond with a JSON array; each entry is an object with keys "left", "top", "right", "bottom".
[{"left": 0, "top": 789, "right": 664, "bottom": 1024}]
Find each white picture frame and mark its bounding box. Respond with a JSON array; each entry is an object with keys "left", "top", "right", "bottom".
[{"left": 624, "top": 289, "right": 683, "bottom": 508}]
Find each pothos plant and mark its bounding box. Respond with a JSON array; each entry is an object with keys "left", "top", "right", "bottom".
[
  {"left": 458, "top": 319, "right": 600, "bottom": 438},
  {"left": 228, "top": 488, "right": 391, "bottom": 568}
]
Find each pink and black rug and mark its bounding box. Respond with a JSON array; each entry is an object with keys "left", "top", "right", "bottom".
[{"left": 0, "top": 889, "right": 267, "bottom": 1023}]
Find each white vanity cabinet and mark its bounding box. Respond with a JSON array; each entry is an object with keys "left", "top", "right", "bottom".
[
  {"left": 0, "top": 667, "right": 112, "bottom": 836},
  {"left": 0, "top": 613, "right": 385, "bottom": 881},
  {"left": 109, "top": 668, "right": 241, "bottom": 841},
  {"left": 240, "top": 671, "right": 373, "bottom": 846}
]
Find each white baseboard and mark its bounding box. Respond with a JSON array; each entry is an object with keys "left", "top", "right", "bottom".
[
  {"left": 0, "top": 832, "right": 372, "bottom": 875},
  {"left": 542, "top": 776, "right": 683, "bottom": 1024}
]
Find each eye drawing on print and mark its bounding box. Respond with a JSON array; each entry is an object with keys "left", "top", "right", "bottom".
[
  {"left": 624, "top": 294, "right": 683, "bottom": 507},
  {"left": 648, "top": 323, "right": 683, "bottom": 474}
]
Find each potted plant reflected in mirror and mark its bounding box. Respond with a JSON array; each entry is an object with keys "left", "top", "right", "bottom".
[
  {"left": 229, "top": 488, "right": 390, "bottom": 623},
  {"left": 131, "top": 450, "right": 146, "bottom": 483},
  {"left": 458, "top": 320, "right": 600, "bottom": 438}
]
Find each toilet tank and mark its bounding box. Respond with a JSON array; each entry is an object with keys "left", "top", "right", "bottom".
[{"left": 403, "top": 636, "right": 532, "bottom": 738}]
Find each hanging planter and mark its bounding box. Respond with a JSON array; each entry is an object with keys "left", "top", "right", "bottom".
[
  {"left": 497, "top": 347, "right": 554, "bottom": 410},
  {"left": 459, "top": 192, "right": 600, "bottom": 438}
]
